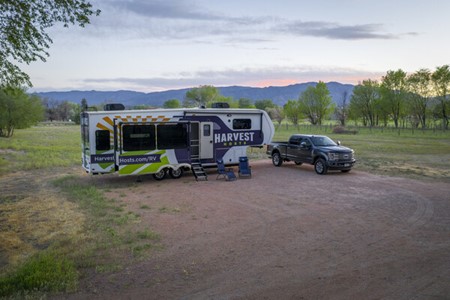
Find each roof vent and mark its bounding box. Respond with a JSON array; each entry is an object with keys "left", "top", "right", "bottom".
[
  {"left": 104, "top": 103, "right": 125, "bottom": 111},
  {"left": 211, "top": 102, "right": 230, "bottom": 108}
]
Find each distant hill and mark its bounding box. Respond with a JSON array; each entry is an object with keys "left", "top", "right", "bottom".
[{"left": 34, "top": 82, "right": 355, "bottom": 107}]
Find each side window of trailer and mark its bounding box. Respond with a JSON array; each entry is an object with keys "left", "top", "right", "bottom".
[
  {"left": 233, "top": 119, "right": 251, "bottom": 130},
  {"left": 122, "top": 125, "right": 156, "bottom": 151},
  {"left": 95, "top": 130, "right": 110, "bottom": 151},
  {"left": 157, "top": 124, "right": 188, "bottom": 149}
]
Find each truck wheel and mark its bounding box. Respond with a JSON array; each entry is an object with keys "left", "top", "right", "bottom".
[
  {"left": 272, "top": 152, "right": 283, "bottom": 167},
  {"left": 152, "top": 169, "right": 166, "bottom": 180},
  {"left": 314, "top": 158, "right": 328, "bottom": 175},
  {"left": 169, "top": 168, "right": 183, "bottom": 179}
]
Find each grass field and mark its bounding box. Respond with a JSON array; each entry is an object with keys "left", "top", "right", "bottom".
[{"left": 0, "top": 123, "right": 449, "bottom": 297}]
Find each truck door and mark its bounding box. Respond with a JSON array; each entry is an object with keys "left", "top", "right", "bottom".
[
  {"left": 286, "top": 136, "right": 301, "bottom": 160},
  {"left": 200, "top": 122, "right": 214, "bottom": 159},
  {"left": 298, "top": 137, "right": 313, "bottom": 163}
]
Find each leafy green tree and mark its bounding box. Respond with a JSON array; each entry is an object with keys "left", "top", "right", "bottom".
[
  {"left": 298, "top": 81, "right": 334, "bottom": 125},
  {"left": 238, "top": 98, "right": 254, "bottom": 108},
  {"left": 283, "top": 100, "right": 301, "bottom": 126},
  {"left": 184, "top": 85, "right": 220, "bottom": 107},
  {"left": 163, "top": 99, "right": 181, "bottom": 108},
  {"left": 254, "top": 99, "right": 275, "bottom": 111},
  {"left": 349, "top": 80, "right": 380, "bottom": 127},
  {"left": 380, "top": 69, "right": 408, "bottom": 128},
  {"left": 431, "top": 65, "right": 450, "bottom": 129},
  {"left": 0, "top": 0, "right": 100, "bottom": 87},
  {"left": 406, "top": 69, "right": 432, "bottom": 128},
  {"left": 0, "top": 87, "right": 44, "bottom": 137}
]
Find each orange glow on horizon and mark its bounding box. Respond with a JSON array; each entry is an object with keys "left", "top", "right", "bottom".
[{"left": 247, "top": 74, "right": 383, "bottom": 88}]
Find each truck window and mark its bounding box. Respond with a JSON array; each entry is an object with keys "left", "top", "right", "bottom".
[
  {"left": 95, "top": 130, "right": 110, "bottom": 151},
  {"left": 289, "top": 136, "right": 300, "bottom": 145},
  {"left": 123, "top": 125, "right": 156, "bottom": 151},
  {"left": 157, "top": 124, "right": 188, "bottom": 149},
  {"left": 233, "top": 119, "right": 251, "bottom": 130}
]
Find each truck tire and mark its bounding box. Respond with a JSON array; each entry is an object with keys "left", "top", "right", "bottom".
[
  {"left": 272, "top": 152, "right": 283, "bottom": 167},
  {"left": 314, "top": 158, "right": 328, "bottom": 175}
]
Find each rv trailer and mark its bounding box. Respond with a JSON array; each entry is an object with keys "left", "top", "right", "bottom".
[{"left": 81, "top": 106, "right": 274, "bottom": 180}]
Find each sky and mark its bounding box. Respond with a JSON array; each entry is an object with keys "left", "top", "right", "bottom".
[{"left": 23, "top": 0, "right": 450, "bottom": 93}]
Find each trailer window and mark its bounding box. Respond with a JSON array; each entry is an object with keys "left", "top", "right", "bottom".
[
  {"left": 123, "top": 125, "right": 156, "bottom": 151},
  {"left": 96, "top": 130, "right": 110, "bottom": 151},
  {"left": 157, "top": 124, "right": 188, "bottom": 149},
  {"left": 233, "top": 119, "right": 251, "bottom": 130}
]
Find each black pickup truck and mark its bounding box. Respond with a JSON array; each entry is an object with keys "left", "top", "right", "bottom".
[{"left": 266, "top": 134, "right": 355, "bottom": 175}]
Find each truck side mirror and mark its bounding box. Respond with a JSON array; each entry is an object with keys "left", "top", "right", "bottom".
[
  {"left": 300, "top": 142, "right": 307, "bottom": 148},
  {"left": 337, "top": 140, "right": 341, "bottom": 145}
]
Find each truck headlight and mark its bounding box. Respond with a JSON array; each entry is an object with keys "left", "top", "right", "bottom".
[{"left": 328, "top": 153, "right": 338, "bottom": 161}]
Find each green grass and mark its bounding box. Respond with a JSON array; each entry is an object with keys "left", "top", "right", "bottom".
[
  {"left": 0, "top": 252, "right": 78, "bottom": 297},
  {"left": 0, "top": 125, "right": 80, "bottom": 175}
]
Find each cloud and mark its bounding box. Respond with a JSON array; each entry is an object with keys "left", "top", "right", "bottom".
[
  {"left": 91, "top": 1, "right": 413, "bottom": 42},
  {"left": 277, "top": 21, "right": 398, "bottom": 40},
  {"left": 107, "top": 0, "right": 221, "bottom": 20}
]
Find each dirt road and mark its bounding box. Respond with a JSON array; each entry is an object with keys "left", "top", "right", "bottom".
[{"left": 66, "top": 160, "right": 449, "bottom": 299}]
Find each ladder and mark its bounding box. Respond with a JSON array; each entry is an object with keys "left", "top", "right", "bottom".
[
  {"left": 190, "top": 158, "right": 208, "bottom": 181},
  {"left": 190, "top": 138, "right": 207, "bottom": 181}
]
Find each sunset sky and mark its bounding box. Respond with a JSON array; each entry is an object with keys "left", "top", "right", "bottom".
[{"left": 23, "top": 0, "right": 450, "bottom": 93}]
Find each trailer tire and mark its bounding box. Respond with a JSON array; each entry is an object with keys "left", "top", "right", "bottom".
[
  {"left": 272, "top": 152, "right": 283, "bottom": 167},
  {"left": 169, "top": 168, "right": 183, "bottom": 179},
  {"left": 314, "top": 158, "right": 328, "bottom": 175},
  {"left": 152, "top": 169, "right": 166, "bottom": 180}
]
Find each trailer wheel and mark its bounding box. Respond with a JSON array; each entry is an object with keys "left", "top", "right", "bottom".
[
  {"left": 272, "top": 152, "right": 283, "bottom": 167},
  {"left": 314, "top": 158, "right": 328, "bottom": 175},
  {"left": 152, "top": 169, "right": 166, "bottom": 180},
  {"left": 169, "top": 168, "right": 183, "bottom": 179}
]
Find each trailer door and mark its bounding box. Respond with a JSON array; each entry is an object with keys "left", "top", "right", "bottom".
[{"left": 200, "top": 122, "right": 214, "bottom": 159}]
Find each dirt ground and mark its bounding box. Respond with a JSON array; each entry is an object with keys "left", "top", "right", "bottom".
[{"left": 56, "top": 160, "right": 450, "bottom": 300}]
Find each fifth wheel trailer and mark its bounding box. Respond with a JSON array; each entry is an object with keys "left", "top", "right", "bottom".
[{"left": 81, "top": 106, "right": 274, "bottom": 180}]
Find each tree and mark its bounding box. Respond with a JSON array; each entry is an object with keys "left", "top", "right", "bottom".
[
  {"left": 283, "top": 100, "right": 301, "bottom": 126},
  {"left": 254, "top": 99, "right": 275, "bottom": 111},
  {"left": 267, "top": 106, "right": 285, "bottom": 126},
  {"left": 0, "top": 0, "right": 100, "bottom": 87},
  {"left": 406, "top": 69, "right": 432, "bottom": 128},
  {"left": 184, "top": 85, "right": 220, "bottom": 107},
  {"left": 431, "top": 65, "right": 450, "bottom": 129},
  {"left": 238, "top": 98, "right": 254, "bottom": 108},
  {"left": 298, "top": 81, "right": 334, "bottom": 125},
  {"left": 0, "top": 87, "right": 44, "bottom": 137},
  {"left": 380, "top": 69, "right": 408, "bottom": 128},
  {"left": 335, "top": 90, "right": 350, "bottom": 126},
  {"left": 349, "top": 80, "right": 380, "bottom": 127},
  {"left": 163, "top": 99, "right": 181, "bottom": 108}
]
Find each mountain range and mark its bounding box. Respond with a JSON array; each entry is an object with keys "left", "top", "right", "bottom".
[{"left": 34, "top": 82, "right": 355, "bottom": 107}]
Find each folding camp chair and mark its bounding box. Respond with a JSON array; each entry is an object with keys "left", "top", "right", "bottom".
[
  {"left": 216, "top": 158, "right": 236, "bottom": 181},
  {"left": 238, "top": 156, "right": 252, "bottom": 178}
]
